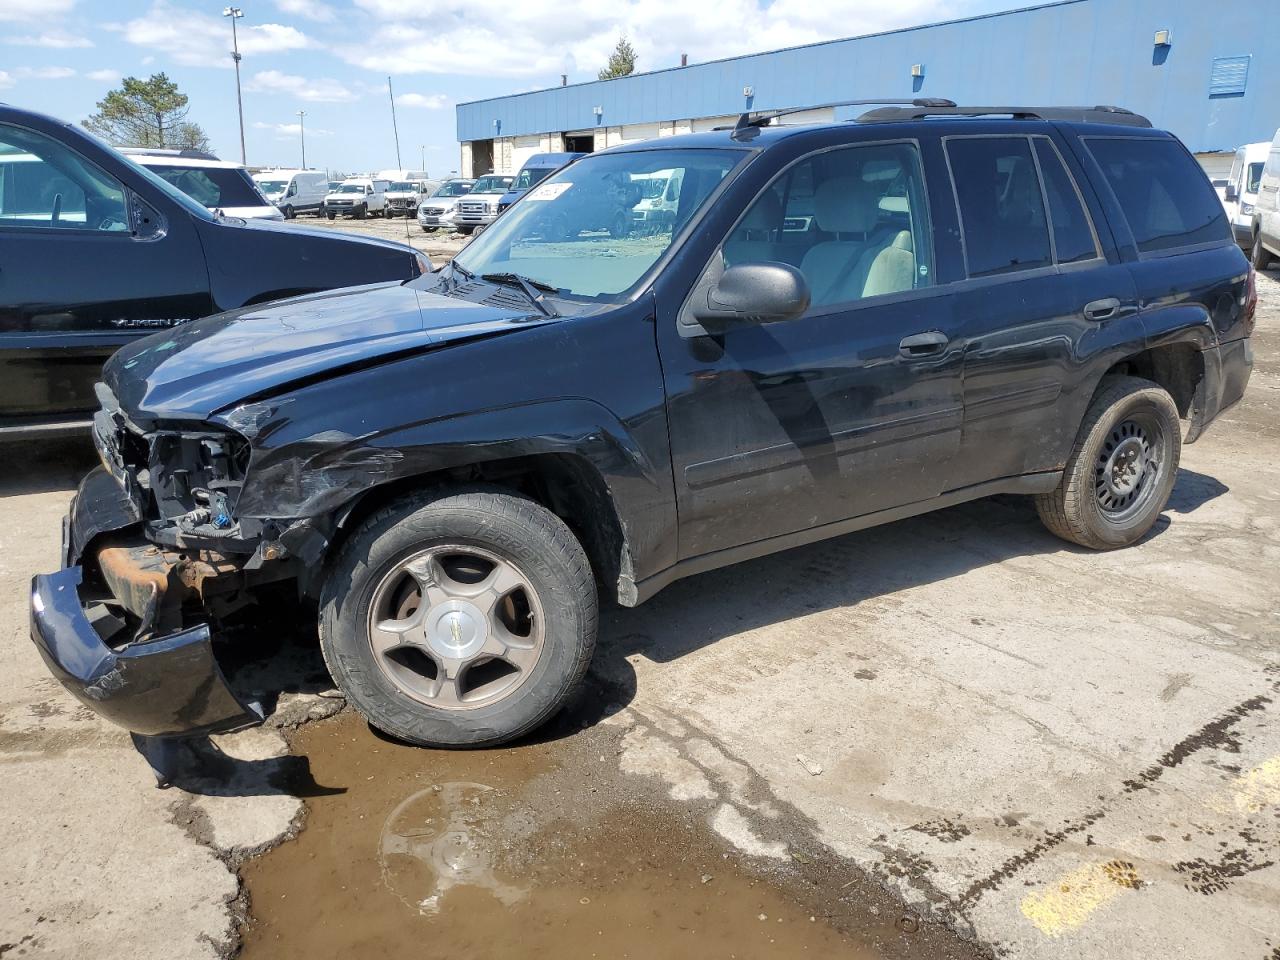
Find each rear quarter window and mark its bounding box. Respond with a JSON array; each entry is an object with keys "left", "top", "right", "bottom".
[{"left": 1085, "top": 137, "right": 1230, "bottom": 254}]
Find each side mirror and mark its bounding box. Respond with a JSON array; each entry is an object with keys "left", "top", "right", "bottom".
[
  {"left": 1224, "top": 182, "right": 1239, "bottom": 201},
  {"left": 692, "top": 262, "right": 811, "bottom": 328}
]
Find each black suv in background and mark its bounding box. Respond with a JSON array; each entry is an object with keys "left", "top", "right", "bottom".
[
  {"left": 31, "top": 102, "right": 1255, "bottom": 768},
  {"left": 0, "top": 104, "right": 428, "bottom": 439}
]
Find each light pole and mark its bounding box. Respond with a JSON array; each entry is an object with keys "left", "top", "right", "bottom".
[
  {"left": 223, "top": 6, "right": 247, "bottom": 165},
  {"left": 297, "top": 110, "right": 306, "bottom": 168},
  {"left": 420, "top": 144, "right": 425, "bottom": 172}
]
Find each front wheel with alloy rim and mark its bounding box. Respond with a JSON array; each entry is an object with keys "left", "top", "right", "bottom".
[
  {"left": 319, "top": 487, "right": 597, "bottom": 747},
  {"left": 1035, "top": 375, "right": 1181, "bottom": 549}
]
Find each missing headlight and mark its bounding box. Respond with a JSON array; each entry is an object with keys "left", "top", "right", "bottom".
[{"left": 146, "top": 430, "right": 251, "bottom": 532}]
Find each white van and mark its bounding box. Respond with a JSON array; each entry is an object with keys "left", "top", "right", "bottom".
[
  {"left": 1222, "top": 142, "right": 1270, "bottom": 251},
  {"left": 323, "top": 177, "right": 391, "bottom": 220},
  {"left": 1252, "top": 128, "right": 1280, "bottom": 270},
  {"left": 123, "top": 149, "right": 282, "bottom": 221},
  {"left": 252, "top": 169, "right": 330, "bottom": 219}
]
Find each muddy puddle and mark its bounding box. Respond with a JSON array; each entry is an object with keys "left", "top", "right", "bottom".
[{"left": 240, "top": 710, "right": 981, "bottom": 960}]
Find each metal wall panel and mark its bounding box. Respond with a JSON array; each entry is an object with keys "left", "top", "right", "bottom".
[{"left": 456, "top": 0, "right": 1278, "bottom": 153}]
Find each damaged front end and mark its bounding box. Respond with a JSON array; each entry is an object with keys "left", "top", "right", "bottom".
[{"left": 29, "top": 389, "right": 300, "bottom": 743}]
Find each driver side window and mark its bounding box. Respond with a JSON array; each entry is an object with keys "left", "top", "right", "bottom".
[
  {"left": 0, "top": 123, "right": 128, "bottom": 232},
  {"left": 724, "top": 142, "right": 934, "bottom": 309}
]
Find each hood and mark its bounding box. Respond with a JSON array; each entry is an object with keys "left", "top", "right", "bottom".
[
  {"left": 205, "top": 211, "right": 413, "bottom": 254},
  {"left": 105, "top": 282, "right": 554, "bottom": 423}
]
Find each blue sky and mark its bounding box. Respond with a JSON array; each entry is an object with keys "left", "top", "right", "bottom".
[{"left": 1, "top": 0, "right": 1013, "bottom": 173}]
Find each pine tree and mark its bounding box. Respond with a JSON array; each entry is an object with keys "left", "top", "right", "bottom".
[
  {"left": 598, "top": 36, "right": 637, "bottom": 80},
  {"left": 84, "top": 73, "right": 210, "bottom": 151}
]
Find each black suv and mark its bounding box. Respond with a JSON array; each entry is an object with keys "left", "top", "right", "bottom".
[
  {"left": 0, "top": 105, "right": 428, "bottom": 439},
  {"left": 30, "top": 103, "right": 1256, "bottom": 761}
]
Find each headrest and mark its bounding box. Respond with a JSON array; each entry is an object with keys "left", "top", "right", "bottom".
[
  {"left": 813, "top": 177, "right": 880, "bottom": 234},
  {"left": 892, "top": 230, "right": 913, "bottom": 252},
  {"left": 740, "top": 189, "right": 782, "bottom": 233}
]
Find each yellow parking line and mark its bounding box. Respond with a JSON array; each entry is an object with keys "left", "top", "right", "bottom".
[
  {"left": 1020, "top": 861, "right": 1142, "bottom": 938},
  {"left": 1226, "top": 756, "right": 1280, "bottom": 814}
]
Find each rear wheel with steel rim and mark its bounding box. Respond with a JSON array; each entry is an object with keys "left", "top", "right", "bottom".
[
  {"left": 1036, "top": 375, "right": 1181, "bottom": 549},
  {"left": 320, "top": 486, "right": 597, "bottom": 747}
]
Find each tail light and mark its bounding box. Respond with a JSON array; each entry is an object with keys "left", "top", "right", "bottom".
[{"left": 1242, "top": 265, "right": 1258, "bottom": 336}]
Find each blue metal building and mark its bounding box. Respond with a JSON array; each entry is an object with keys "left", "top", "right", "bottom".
[{"left": 455, "top": 0, "right": 1277, "bottom": 176}]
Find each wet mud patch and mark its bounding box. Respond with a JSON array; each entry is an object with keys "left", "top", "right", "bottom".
[{"left": 240, "top": 711, "right": 987, "bottom": 960}]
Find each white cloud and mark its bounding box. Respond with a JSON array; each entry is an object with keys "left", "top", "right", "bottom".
[
  {"left": 0, "top": 71, "right": 12, "bottom": 90},
  {"left": 4, "top": 30, "right": 92, "bottom": 48},
  {"left": 0, "top": 0, "right": 75, "bottom": 20},
  {"left": 246, "top": 69, "right": 358, "bottom": 102},
  {"left": 344, "top": 0, "right": 989, "bottom": 78},
  {"left": 86, "top": 68, "right": 121, "bottom": 83},
  {"left": 397, "top": 92, "right": 448, "bottom": 109},
  {"left": 275, "top": 0, "right": 336, "bottom": 22},
  {"left": 110, "top": 3, "right": 310, "bottom": 69},
  {"left": 15, "top": 66, "right": 77, "bottom": 80},
  {"left": 254, "top": 120, "right": 333, "bottom": 138}
]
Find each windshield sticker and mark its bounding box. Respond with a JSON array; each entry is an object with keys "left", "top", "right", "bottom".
[{"left": 527, "top": 182, "right": 572, "bottom": 201}]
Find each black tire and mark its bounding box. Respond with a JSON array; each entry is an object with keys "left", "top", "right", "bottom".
[
  {"left": 326, "top": 210, "right": 335, "bottom": 221},
  {"left": 355, "top": 205, "right": 367, "bottom": 220},
  {"left": 458, "top": 226, "right": 474, "bottom": 235},
  {"left": 319, "top": 486, "right": 598, "bottom": 748},
  {"left": 282, "top": 205, "right": 294, "bottom": 220},
  {"left": 421, "top": 226, "right": 438, "bottom": 234},
  {"left": 1253, "top": 232, "right": 1274, "bottom": 271},
  {"left": 608, "top": 211, "right": 631, "bottom": 239},
  {"left": 1035, "top": 376, "right": 1181, "bottom": 550}
]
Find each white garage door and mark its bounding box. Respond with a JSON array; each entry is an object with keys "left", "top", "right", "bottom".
[
  {"left": 692, "top": 115, "right": 737, "bottom": 133},
  {"left": 615, "top": 123, "right": 661, "bottom": 144},
  {"left": 511, "top": 135, "right": 542, "bottom": 171}
]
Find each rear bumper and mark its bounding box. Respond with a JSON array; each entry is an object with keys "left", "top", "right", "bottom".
[
  {"left": 1187, "top": 337, "right": 1253, "bottom": 443},
  {"left": 30, "top": 567, "right": 263, "bottom": 738}
]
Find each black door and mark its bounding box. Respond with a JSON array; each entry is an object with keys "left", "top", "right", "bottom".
[
  {"left": 942, "top": 133, "right": 1141, "bottom": 488},
  {"left": 0, "top": 121, "right": 211, "bottom": 432},
  {"left": 657, "top": 140, "right": 964, "bottom": 559}
]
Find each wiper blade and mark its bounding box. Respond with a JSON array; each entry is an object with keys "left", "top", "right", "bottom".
[
  {"left": 481, "top": 271, "right": 556, "bottom": 293},
  {"left": 479, "top": 272, "right": 559, "bottom": 317}
]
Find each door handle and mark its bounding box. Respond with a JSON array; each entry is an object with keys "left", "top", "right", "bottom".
[
  {"left": 899, "top": 331, "right": 949, "bottom": 358},
  {"left": 1082, "top": 297, "right": 1134, "bottom": 321}
]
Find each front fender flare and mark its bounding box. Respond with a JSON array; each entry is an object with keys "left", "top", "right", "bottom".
[{"left": 227, "top": 397, "right": 676, "bottom": 603}]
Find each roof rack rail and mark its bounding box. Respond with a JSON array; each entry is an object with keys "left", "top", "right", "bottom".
[
  {"left": 855, "top": 104, "right": 1152, "bottom": 128},
  {"left": 721, "top": 98, "right": 957, "bottom": 138}
]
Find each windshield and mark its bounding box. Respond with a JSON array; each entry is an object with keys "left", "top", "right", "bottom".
[
  {"left": 452, "top": 148, "right": 744, "bottom": 301},
  {"left": 390, "top": 180, "right": 416, "bottom": 192},
  {"left": 512, "top": 165, "right": 556, "bottom": 191},
  {"left": 144, "top": 164, "right": 265, "bottom": 208},
  {"left": 471, "top": 175, "right": 513, "bottom": 194},
  {"left": 337, "top": 183, "right": 367, "bottom": 193},
  {"left": 256, "top": 179, "right": 288, "bottom": 194},
  {"left": 433, "top": 180, "right": 472, "bottom": 197},
  {"left": 1246, "top": 162, "right": 1264, "bottom": 195}
]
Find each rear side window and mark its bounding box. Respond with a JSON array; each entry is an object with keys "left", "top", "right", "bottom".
[
  {"left": 1034, "top": 140, "right": 1099, "bottom": 264},
  {"left": 1085, "top": 138, "right": 1229, "bottom": 253},
  {"left": 947, "top": 137, "right": 1051, "bottom": 277}
]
